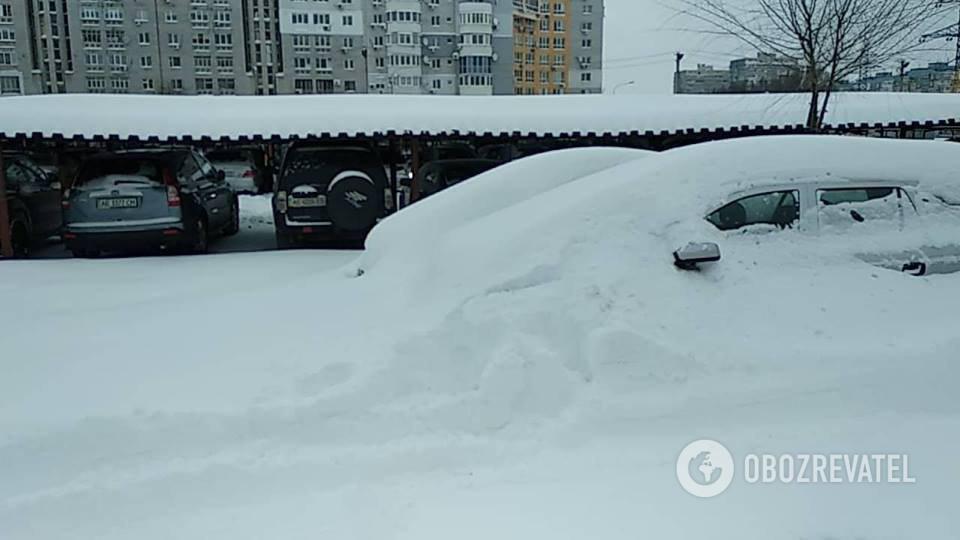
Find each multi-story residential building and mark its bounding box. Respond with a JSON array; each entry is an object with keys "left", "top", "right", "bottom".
[
  {"left": 513, "top": 0, "right": 603, "bottom": 95},
  {"left": 11, "top": 0, "right": 252, "bottom": 95},
  {"left": 0, "top": 0, "right": 34, "bottom": 95},
  {"left": 0, "top": 0, "right": 604, "bottom": 96},
  {"left": 729, "top": 52, "right": 797, "bottom": 91},
  {"left": 244, "top": 0, "right": 283, "bottom": 95},
  {"left": 276, "top": 0, "right": 514, "bottom": 96}
]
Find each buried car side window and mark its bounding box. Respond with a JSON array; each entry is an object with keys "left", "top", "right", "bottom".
[
  {"left": 706, "top": 190, "right": 800, "bottom": 232},
  {"left": 816, "top": 187, "right": 911, "bottom": 231}
]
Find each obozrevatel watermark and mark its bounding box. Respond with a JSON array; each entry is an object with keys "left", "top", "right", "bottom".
[{"left": 676, "top": 439, "right": 916, "bottom": 498}]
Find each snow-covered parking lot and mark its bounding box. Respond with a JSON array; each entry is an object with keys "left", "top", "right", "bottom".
[{"left": 3, "top": 137, "right": 960, "bottom": 539}]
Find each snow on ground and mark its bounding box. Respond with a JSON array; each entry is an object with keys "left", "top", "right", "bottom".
[{"left": 3, "top": 138, "right": 960, "bottom": 539}]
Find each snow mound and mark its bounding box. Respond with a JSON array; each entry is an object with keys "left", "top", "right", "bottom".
[{"left": 362, "top": 146, "right": 652, "bottom": 270}]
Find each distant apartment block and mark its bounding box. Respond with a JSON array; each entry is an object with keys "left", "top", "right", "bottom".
[
  {"left": 856, "top": 62, "right": 958, "bottom": 93},
  {"left": 676, "top": 51, "right": 959, "bottom": 95},
  {"left": 673, "top": 64, "right": 729, "bottom": 95},
  {"left": 675, "top": 53, "right": 800, "bottom": 94},
  {"left": 0, "top": 0, "right": 604, "bottom": 97}
]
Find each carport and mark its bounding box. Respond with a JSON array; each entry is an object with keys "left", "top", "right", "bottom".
[{"left": 2, "top": 92, "right": 960, "bottom": 257}]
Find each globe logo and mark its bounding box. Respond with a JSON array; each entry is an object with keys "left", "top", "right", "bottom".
[
  {"left": 688, "top": 451, "right": 723, "bottom": 486},
  {"left": 676, "top": 440, "right": 735, "bottom": 498}
]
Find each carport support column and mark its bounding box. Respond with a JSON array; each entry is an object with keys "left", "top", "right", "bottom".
[
  {"left": 409, "top": 138, "right": 422, "bottom": 204},
  {"left": 0, "top": 147, "right": 13, "bottom": 258},
  {"left": 388, "top": 136, "right": 399, "bottom": 212}
]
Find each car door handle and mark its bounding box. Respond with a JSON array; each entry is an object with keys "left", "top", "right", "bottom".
[{"left": 902, "top": 262, "right": 927, "bottom": 276}]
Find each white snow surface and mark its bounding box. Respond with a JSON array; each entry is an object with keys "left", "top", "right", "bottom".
[
  {"left": 0, "top": 92, "right": 958, "bottom": 139},
  {"left": 3, "top": 136, "right": 960, "bottom": 539}
]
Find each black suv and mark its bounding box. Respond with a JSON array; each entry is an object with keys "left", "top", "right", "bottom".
[
  {"left": 3, "top": 153, "right": 62, "bottom": 257},
  {"left": 272, "top": 144, "right": 389, "bottom": 248}
]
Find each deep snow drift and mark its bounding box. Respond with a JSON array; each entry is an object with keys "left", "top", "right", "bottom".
[{"left": 3, "top": 137, "right": 960, "bottom": 539}]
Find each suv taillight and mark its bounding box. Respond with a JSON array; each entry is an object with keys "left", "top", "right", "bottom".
[
  {"left": 163, "top": 169, "right": 180, "bottom": 207},
  {"left": 276, "top": 191, "right": 288, "bottom": 213},
  {"left": 166, "top": 185, "right": 181, "bottom": 207}
]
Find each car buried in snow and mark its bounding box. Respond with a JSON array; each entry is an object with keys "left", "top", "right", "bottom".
[
  {"left": 674, "top": 147, "right": 960, "bottom": 275},
  {"left": 361, "top": 136, "right": 960, "bottom": 280}
]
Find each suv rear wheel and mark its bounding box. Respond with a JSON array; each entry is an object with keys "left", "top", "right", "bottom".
[
  {"left": 192, "top": 218, "right": 209, "bottom": 254},
  {"left": 10, "top": 221, "right": 29, "bottom": 258}
]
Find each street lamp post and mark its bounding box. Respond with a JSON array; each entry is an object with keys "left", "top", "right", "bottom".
[{"left": 612, "top": 80, "right": 636, "bottom": 94}]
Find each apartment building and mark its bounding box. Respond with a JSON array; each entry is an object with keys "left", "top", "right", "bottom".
[
  {"left": 512, "top": 0, "right": 603, "bottom": 95},
  {"left": 0, "top": 0, "right": 32, "bottom": 95},
  {"left": 277, "top": 0, "right": 516, "bottom": 96},
  {"left": 0, "top": 0, "right": 604, "bottom": 96}
]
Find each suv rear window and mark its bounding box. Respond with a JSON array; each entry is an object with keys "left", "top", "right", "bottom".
[
  {"left": 76, "top": 158, "right": 165, "bottom": 187},
  {"left": 207, "top": 150, "right": 252, "bottom": 163},
  {"left": 283, "top": 148, "right": 374, "bottom": 175}
]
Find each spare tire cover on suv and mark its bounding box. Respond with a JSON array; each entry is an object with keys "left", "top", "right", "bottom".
[
  {"left": 326, "top": 170, "right": 382, "bottom": 232},
  {"left": 279, "top": 146, "right": 387, "bottom": 232}
]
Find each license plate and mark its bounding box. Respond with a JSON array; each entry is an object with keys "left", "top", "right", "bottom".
[
  {"left": 96, "top": 197, "right": 140, "bottom": 210},
  {"left": 288, "top": 195, "right": 327, "bottom": 208}
]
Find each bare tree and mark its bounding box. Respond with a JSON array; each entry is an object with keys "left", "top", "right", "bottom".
[{"left": 680, "top": 0, "right": 952, "bottom": 130}]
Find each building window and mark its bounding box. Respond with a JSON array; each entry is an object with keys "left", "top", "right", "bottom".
[
  {"left": 218, "top": 78, "right": 235, "bottom": 94},
  {"left": 0, "top": 4, "right": 13, "bottom": 24},
  {"left": 0, "top": 74, "right": 21, "bottom": 95},
  {"left": 195, "top": 77, "right": 214, "bottom": 94}
]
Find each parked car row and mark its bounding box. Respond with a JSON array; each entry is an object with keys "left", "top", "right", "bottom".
[{"left": 3, "top": 138, "right": 653, "bottom": 256}]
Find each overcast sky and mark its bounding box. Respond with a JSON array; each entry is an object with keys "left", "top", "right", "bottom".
[{"left": 602, "top": 0, "right": 958, "bottom": 95}]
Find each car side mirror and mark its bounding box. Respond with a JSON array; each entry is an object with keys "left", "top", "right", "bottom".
[{"left": 674, "top": 242, "right": 721, "bottom": 270}]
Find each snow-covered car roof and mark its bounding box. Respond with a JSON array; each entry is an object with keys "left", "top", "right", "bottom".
[
  {"left": 0, "top": 93, "right": 958, "bottom": 141},
  {"left": 645, "top": 136, "right": 960, "bottom": 210}
]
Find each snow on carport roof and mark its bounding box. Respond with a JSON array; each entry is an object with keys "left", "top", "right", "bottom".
[{"left": 0, "top": 92, "right": 958, "bottom": 142}]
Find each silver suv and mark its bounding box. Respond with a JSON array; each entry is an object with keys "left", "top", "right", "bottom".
[{"left": 63, "top": 148, "right": 239, "bottom": 257}]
